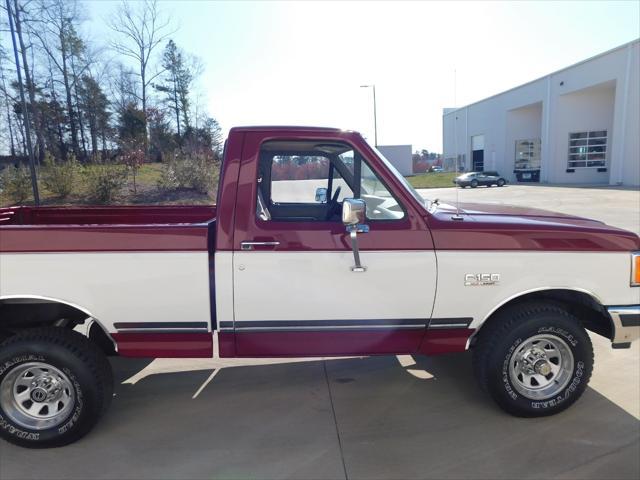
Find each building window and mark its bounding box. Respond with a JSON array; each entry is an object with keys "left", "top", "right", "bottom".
[{"left": 568, "top": 130, "right": 607, "bottom": 168}]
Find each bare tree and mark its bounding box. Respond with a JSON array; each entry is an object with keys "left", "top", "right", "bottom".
[
  {"left": 10, "top": 0, "right": 46, "bottom": 162},
  {"left": 31, "top": 0, "right": 89, "bottom": 160},
  {"left": 108, "top": 0, "right": 173, "bottom": 156},
  {"left": 109, "top": 63, "right": 139, "bottom": 114},
  {"left": 0, "top": 48, "right": 17, "bottom": 156}
]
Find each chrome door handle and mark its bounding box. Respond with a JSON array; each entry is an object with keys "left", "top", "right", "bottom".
[{"left": 240, "top": 241, "right": 280, "bottom": 251}]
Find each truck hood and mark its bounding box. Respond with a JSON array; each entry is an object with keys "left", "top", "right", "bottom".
[
  {"left": 436, "top": 201, "right": 597, "bottom": 223},
  {"left": 429, "top": 201, "right": 640, "bottom": 251}
]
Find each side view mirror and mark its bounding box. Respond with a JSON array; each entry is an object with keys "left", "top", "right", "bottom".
[
  {"left": 315, "top": 187, "right": 328, "bottom": 203},
  {"left": 342, "top": 199, "right": 369, "bottom": 272},
  {"left": 342, "top": 198, "right": 366, "bottom": 226}
]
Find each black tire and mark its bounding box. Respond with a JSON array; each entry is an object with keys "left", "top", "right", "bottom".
[
  {"left": 497, "top": 179, "right": 505, "bottom": 187},
  {"left": 473, "top": 302, "right": 593, "bottom": 417},
  {"left": 0, "top": 327, "right": 113, "bottom": 448},
  {"left": 470, "top": 180, "right": 478, "bottom": 188}
]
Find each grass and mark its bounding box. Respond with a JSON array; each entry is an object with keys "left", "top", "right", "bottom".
[
  {"left": 0, "top": 163, "right": 216, "bottom": 207},
  {"left": 406, "top": 172, "right": 457, "bottom": 189},
  {"left": 132, "top": 163, "right": 165, "bottom": 185}
]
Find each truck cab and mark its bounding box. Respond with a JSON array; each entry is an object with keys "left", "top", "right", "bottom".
[{"left": 216, "top": 127, "right": 441, "bottom": 357}]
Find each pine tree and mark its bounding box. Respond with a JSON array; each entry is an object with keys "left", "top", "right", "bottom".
[{"left": 154, "top": 39, "right": 192, "bottom": 138}]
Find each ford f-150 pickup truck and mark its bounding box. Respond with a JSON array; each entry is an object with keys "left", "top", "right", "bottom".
[{"left": 0, "top": 126, "right": 639, "bottom": 448}]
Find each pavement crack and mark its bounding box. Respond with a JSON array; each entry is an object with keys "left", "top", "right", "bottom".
[
  {"left": 552, "top": 438, "right": 640, "bottom": 478},
  {"left": 323, "top": 360, "right": 349, "bottom": 480}
]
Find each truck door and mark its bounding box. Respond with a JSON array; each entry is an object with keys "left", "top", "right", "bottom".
[{"left": 229, "top": 131, "right": 437, "bottom": 356}]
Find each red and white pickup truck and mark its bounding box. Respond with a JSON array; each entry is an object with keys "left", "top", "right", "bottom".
[{"left": 1, "top": 126, "right": 639, "bottom": 447}]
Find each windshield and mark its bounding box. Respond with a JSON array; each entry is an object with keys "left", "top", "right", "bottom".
[{"left": 367, "top": 141, "right": 430, "bottom": 210}]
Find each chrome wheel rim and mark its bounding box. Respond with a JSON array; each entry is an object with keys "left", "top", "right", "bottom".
[
  {"left": 0, "top": 362, "right": 75, "bottom": 430},
  {"left": 508, "top": 334, "right": 574, "bottom": 400}
]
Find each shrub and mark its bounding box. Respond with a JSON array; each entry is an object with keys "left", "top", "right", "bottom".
[
  {"left": 85, "top": 163, "right": 127, "bottom": 204},
  {"left": 120, "top": 146, "right": 145, "bottom": 194},
  {"left": 158, "top": 154, "right": 219, "bottom": 194},
  {"left": 157, "top": 162, "right": 179, "bottom": 191},
  {"left": 41, "top": 152, "right": 81, "bottom": 198},
  {"left": 1, "top": 164, "right": 32, "bottom": 204}
]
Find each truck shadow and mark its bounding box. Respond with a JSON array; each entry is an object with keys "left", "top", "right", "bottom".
[{"left": 1, "top": 354, "right": 638, "bottom": 480}]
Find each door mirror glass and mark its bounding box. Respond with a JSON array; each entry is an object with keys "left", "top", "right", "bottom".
[
  {"left": 315, "top": 187, "right": 328, "bottom": 203},
  {"left": 342, "top": 198, "right": 366, "bottom": 226}
]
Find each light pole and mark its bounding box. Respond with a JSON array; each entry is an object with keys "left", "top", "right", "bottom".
[{"left": 360, "top": 84, "right": 377, "bottom": 146}]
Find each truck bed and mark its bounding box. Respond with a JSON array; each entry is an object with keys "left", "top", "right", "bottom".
[{"left": 0, "top": 205, "right": 217, "bottom": 252}]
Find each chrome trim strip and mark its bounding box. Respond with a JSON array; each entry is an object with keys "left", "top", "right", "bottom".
[
  {"left": 621, "top": 314, "right": 640, "bottom": 327},
  {"left": 233, "top": 324, "right": 427, "bottom": 332},
  {"left": 230, "top": 319, "right": 429, "bottom": 328},
  {"left": 114, "top": 329, "right": 210, "bottom": 334},
  {"left": 114, "top": 321, "right": 209, "bottom": 329},
  {"left": 607, "top": 305, "right": 640, "bottom": 345},
  {"left": 427, "top": 324, "right": 471, "bottom": 329},
  {"left": 219, "top": 318, "right": 474, "bottom": 332},
  {"left": 428, "top": 317, "right": 473, "bottom": 329}
]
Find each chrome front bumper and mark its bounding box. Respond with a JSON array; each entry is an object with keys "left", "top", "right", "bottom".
[{"left": 608, "top": 305, "right": 640, "bottom": 348}]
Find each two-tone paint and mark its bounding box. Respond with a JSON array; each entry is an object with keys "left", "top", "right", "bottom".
[{"left": 1, "top": 126, "right": 639, "bottom": 359}]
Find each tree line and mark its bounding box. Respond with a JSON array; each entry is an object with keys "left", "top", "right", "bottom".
[{"left": 0, "top": 0, "right": 222, "bottom": 168}]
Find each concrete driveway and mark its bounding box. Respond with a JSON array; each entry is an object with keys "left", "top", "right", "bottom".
[{"left": 1, "top": 185, "right": 639, "bottom": 480}]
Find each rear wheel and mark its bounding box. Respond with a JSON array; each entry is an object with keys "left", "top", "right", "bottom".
[
  {"left": 473, "top": 302, "right": 593, "bottom": 417},
  {"left": 0, "top": 327, "right": 113, "bottom": 448}
]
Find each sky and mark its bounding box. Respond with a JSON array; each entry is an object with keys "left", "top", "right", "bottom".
[{"left": 83, "top": 1, "right": 640, "bottom": 152}]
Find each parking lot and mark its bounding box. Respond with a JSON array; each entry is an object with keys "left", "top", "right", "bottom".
[
  {"left": 417, "top": 183, "right": 640, "bottom": 236},
  {"left": 1, "top": 185, "right": 639, "bottom": 480}
]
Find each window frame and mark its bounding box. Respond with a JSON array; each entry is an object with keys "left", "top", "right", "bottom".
[{"left": 257, "top": 140, "right": 407, "bottom": 223}]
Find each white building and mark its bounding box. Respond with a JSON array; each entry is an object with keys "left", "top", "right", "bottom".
[
  {"left": 377, "top": 144, "right": 413, "bottom": 176},
  {"left": 442, "top": 39, "right": 639, "bottom": 186}
]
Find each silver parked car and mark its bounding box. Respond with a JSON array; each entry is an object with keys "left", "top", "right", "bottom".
[{"left": 454, "top": 171, "right": 507, "bottom": 188}]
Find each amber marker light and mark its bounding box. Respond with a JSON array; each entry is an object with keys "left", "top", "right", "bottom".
[{"left": 632, "top": 253, "right": 640, "bottom": 286}]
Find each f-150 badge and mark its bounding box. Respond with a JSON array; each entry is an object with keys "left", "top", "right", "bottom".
[{"left": 465, "top": 273, "right": 500, "bottom": 286}]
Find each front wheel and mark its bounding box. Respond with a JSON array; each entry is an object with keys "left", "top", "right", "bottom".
[
  {"left": 497, "top": 179, "right": 505, "bottom": 187},
  {"left": 470, "top": 180, "right": 478, "bottom": 188},
  {"left": 0, "top": 328, "right": 113, "bottom": 448},
  {"left": 473, "top": 302, "right": 593, "bottom": 417}
]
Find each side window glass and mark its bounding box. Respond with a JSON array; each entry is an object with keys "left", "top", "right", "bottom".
[
  {"left": 271, "top": 155, "right": 331, "bottom": 203},
  {"left": 256, "top": 140, "right": 354, "bottom": 222},
  {"left": 357, "top": 157, "right": 405, "bottom": 221}
]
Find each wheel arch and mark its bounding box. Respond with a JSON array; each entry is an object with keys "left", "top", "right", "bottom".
[
  {"left": 468, "top": 287, "right": 612, "bottom": 348},
  {"left": 0, "top": 295, "right": 116, "bottom": 351}
]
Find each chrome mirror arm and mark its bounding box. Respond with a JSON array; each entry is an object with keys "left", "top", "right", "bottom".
[{"left": 346, "top": 224, "right": 369, "bottom": 272}]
